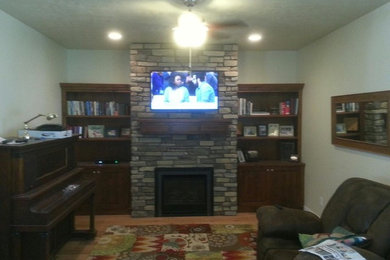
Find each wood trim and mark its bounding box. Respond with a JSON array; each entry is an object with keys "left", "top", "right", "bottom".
[{"left": 138, "top": 118, "right": 231, "bottom": 135}]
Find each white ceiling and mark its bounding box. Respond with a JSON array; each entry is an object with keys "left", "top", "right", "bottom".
[{"left": 0, "top": 0, "right": 388, "bottom": 50}]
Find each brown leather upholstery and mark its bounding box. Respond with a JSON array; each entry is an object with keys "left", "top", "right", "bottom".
[{"left": 256, "top": 178, "right": 390, "bottom": 260}]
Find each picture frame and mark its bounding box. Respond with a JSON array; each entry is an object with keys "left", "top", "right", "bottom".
[
  {"left": 336, "top": 123, "right": 347, "bottom": 134},
  {"left": 279, "top": 125, "right": 294, "bottom": 137},
  {"left": 258, "top": 124, "right": 267, "bottom": 136},
  {"left": 243, "top": 126, "right": 257, "bottom": 137},
  {"left": 237, "top": 150, "right": 246, "bottom": 163},
  {"left": 344, "top": 117, "right": 358, "bottom": 131},
  {"left": 120, "top": 127, "right": 131, "bottom": 137},
  {"left": 87, "top": 125, "right": 105, "bottom": 138},
  {"left": 268, "top": 123, "right": 279, "bottom": 136},
  {"left": 105, "top": 128, "right": 119, "bottom": 138}
]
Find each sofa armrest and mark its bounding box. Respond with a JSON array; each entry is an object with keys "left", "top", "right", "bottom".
[{"left": 257, "top": 205, "right": 322, "bottom": 239}]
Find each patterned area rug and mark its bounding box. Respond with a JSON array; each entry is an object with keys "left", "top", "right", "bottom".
[{"left": 88, "top": 223, "right": 257, "bottom": 260}]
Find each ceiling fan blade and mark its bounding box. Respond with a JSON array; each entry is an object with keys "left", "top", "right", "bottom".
[{"left": 209, "top": 19, "right": 248, "bottom": 30}]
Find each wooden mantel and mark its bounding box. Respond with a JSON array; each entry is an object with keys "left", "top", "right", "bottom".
[{"left": 138, "top": 118, "right": 231, "bottom": 135}]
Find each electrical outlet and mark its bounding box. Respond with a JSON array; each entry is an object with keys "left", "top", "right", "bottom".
[{"left": 320, "top": 196, "right": 324, "bottom": 206}]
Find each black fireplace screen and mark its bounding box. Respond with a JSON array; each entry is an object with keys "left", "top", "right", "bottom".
[{"left": 155, "top": 167, "right": 213, "bottom": 217}]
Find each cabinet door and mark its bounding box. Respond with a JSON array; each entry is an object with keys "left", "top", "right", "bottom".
[
  {"left": 268, "top": 165, "right": 304, "bottom": 209},
  {"left": 238, "top": 165, "right": 272, "bottom": 212},
  {"left": 82, "top": 166, "right": 130, "bottom": 214},
  {"left": 238, "top": 164, "right": 304, "bottom": 212}
]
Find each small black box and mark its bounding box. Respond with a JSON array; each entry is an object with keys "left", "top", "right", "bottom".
[{"left": 280, "top": 142, "right": 296, "bottom": 161}]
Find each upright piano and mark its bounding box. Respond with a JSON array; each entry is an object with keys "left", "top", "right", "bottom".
[{"left": 0, "top": 136, "right": 96, "bottom": 260}]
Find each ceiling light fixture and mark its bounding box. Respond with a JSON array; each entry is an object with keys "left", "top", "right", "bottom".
[
  {"left": 108, "top": 31, "right": 122, "bottom": 40},
  {"left": 248, "top": 33, "right": 262, "bottom": 42},
  {"left": 173, "top": 0, "right": 208, "bottom": 48}
]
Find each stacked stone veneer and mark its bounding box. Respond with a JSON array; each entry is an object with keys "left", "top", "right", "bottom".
[
  {"left": 130, "top": 43, "right": 239, "bottom": 217},
  {"left": 364, "top": 101, "right": 388, "bottom": 145}
]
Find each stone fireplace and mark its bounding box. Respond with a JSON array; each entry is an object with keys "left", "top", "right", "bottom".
[{"left": 130, "top": 43, "right": 238, "bottom": 217}]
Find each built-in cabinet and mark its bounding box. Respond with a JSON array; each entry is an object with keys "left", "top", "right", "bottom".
[
  {"left": 60, "top": 83, "right": 131, "bottom": 214},
  {"left": 237, "top": 84, "right": 305, "bottom": 211}
]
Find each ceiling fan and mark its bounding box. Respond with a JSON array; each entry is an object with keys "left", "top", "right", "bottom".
[{"left": 177, "top": 0, "right": 248, "bottom": 41}]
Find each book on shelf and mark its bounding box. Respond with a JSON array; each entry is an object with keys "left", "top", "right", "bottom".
[
  {"left": 67, "top": 100, "right": 129, "bottom": 116},
  {"left": 251, "top": 111, "right": 270, "bottom": 115},
  {"left": 279, "top": 98, "right": 299, "bottom": 115}
]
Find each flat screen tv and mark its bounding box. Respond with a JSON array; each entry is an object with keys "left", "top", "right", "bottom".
[{"left": 150, "top": 71, "right": 219, "bottom": 111}]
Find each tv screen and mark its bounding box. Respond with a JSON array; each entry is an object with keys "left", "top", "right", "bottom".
[{"left": 150, "top": 71, "right": 219, "bottom": 111}]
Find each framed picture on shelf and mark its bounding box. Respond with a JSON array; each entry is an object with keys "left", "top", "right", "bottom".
[
  {"left": 87, "top": 125, "right": 105, "bottom": 138},
  {"left": 105, "top": 128, "right": 119, "bottom": 138},
  {"left": 344, "top": 117, "right": 358, "bottom": 131},
  {"left": 237, "top": 150, "right": 246, "bottom": 163},
  {"left": 120, "top": 127, "right": 131, "bottom": 137},
  {"left": 279, "top": 125, "right": 294, "bottom": 136},
  {"left": 336, "top": 123, "right": 347, "bottom": 134},
  {"left": 243, "top": 126, "right": 257, "bottom": 137},
  {"left": 268, "top": 123, "right": 279, "bottom": 136},
  {"left": 258, "top": 124, "right": 267, "bottom": 136}
]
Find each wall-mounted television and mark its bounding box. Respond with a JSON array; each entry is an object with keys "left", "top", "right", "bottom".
[{"left": 150, "top": 71, "right": 219, "bottom": 111}]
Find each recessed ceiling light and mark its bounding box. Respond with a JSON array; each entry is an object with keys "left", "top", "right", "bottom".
[
  {"left": 248, "top": 33, "right": 262, "bottom": 42},
  {"left": 108, "top": 31, "right": 122, "bottom": 40}
]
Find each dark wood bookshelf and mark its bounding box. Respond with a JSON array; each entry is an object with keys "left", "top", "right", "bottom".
[
  {"left": 60, "top": 83, "right": 131, "bottom": 215},
  {"left": 237, "top": 83, "right": 305, "bottom": 212}
]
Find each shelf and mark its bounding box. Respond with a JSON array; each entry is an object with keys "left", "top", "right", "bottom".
[
  {"left": 77, "top": 161, "right": 130, "bottom": 168},
  {"left": 66, "top": 115, "right": 130, "bottom": 119},
  {"left": 237, "top": 136, "right": 297, "bottom": 140},
  {"left": 77, "top": 137, "right": 131, "bottom": 142},
  {"left": 336, "top": 133, "right": 360, "bottom": 137},
  {"left": 238, "top": 161, "right": 305, "bottom": 166},
  {"left": 239, "top": 115, "right": 298, "bottom": 119},
  {"left": 139, "top": 118, "right": 231, "bottom": 135}
]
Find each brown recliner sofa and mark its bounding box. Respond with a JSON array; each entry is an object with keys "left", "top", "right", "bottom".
[{"left": 256, "top": 178, "right": 390, "bottom": 260}]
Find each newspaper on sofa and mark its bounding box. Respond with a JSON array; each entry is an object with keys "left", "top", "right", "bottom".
[{"left": 299, "top": 239, "right": 366, "bottom": 260}]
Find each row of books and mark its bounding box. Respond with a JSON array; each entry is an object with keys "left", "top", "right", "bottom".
[
  {"left": 238, "top": 98, "right": 299, "bottom": 115},
  {"left": 66, "top": 100, "right": 130, "bottom": 116},
  {"left": 336, "top": 102, "right": 360, "bottom": 112},
  {"left": 279, "top": 99, "right": 299, "bottom": 115},
  {"left": 67, "top": 125, "right": 130, "bottom": 138}
]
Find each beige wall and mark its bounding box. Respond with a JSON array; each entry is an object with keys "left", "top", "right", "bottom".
[
  {"left": 0, "top": 10, "right": 65, "bottom": 137},
  {"left": 238, "top": 51, "right": 298, "bottom": 83},
  {"left": 66, "top": 50, "right": 130, "bottom": 83},
  {"left": 298, "top": 3, "right": 390, "bottom": 215}
]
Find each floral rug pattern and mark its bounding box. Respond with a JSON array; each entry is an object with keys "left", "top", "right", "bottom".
[{"left": 88, "top": 224, "right": 257, "bottom": 260}]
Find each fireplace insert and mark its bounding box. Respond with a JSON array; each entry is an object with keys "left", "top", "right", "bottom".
[{"left": 155, "top": 167, "right": 213, "bottom": 217}]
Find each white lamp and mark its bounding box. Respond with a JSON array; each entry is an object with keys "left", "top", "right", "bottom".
[
  {"left": 173, "top": 10, "right": 208, "bottom": 47},
  {"left": 23, "top": 113, "right": 58, "bottom": 140}
]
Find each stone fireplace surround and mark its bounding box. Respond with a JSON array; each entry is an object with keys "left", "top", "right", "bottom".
[{"left": 130, "top": 43, "right": 238, "bottom": 217}]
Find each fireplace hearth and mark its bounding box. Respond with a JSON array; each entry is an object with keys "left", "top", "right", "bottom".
[{"left": 155, "top": 167, "right": 213, "bottom": 217}]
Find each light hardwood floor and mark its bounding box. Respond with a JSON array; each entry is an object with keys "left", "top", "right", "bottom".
[{"left": 55, "top": 213, "right": 258, "bottom": 260}]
